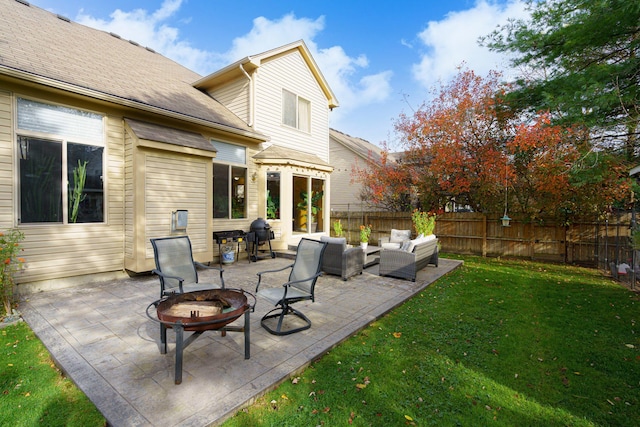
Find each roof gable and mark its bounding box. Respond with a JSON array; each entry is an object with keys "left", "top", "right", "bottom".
[{"left": 194, "top": 40, "right": 338, "bottom": 109}]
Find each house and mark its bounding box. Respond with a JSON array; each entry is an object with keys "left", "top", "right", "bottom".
[
  {"left": 328, "top": 128, "right": 386, "bottom": 211},
  {"left": 0, "top": 0, "right": 337, "bottom": 287}
]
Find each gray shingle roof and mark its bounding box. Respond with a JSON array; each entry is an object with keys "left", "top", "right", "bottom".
[
  {"left": 329, "top": 128, "right": 384, "bottom": 163},
  {"left": 253, "top": 145, "right": 331, "bottom": 169},
  {"left": 124, "top": 118, "right": 216, "bottom": 152},
  {"left": 0, "top": 0, "right": 262, "bottom": 139}
]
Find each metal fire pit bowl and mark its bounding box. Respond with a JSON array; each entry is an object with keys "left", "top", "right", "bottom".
[
  {"left": 156, "top": 289, "right": 249, "bottom": 332},
  {"left": 147, "top": 288, "right": 255, "bottom": 384}
]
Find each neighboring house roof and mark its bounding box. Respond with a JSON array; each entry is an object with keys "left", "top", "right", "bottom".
[
  {"left": 253, "top": 145, "right": 333, "bottom": 172},
  {"left": 329, "top": 128, "right": 385, "bottom": 163},
  {"left": 194, "top": 40, "right": 339, "bottom": 110},
  {"left": 0, "top": 0, "right": 266, "bottom": 141}
]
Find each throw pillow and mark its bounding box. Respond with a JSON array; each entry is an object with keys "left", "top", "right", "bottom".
[{"left": 390, "top": 229, "right": 411, "bottom": 244}]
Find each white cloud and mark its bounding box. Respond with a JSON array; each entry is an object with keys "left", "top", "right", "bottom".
[
  {"left": 411, "top": 0, "right": 529, "bottom": 90},
  {"left": 73, "top": 3, "right": 392, "bottom": 118},
  {"left": 220, "top": 13, "right": 393, "bottom": 116}
]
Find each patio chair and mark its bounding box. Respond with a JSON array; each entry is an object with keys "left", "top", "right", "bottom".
[
  {"left": 320, "top": 236, "right": 363, "bottom": 280},
  {"left": 151, "top": 236, "right": 225, "bottom": 298},
  {"left": 255, "top": 238, "right": 328, "bottom": 335}
]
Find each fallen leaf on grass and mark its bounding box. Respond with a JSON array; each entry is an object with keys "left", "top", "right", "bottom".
[
  {"left": 393, "top": 332, "right": 402, "bottom": 338},
  {"left": 625, "top": 344, "right": 635, "bottom": 349}
]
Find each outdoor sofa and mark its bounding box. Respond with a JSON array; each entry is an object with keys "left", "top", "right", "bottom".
[
  {"left": 379, "top": 235, "right": 438, "bottom": 281},
  {"left": 320, "top": 236, "right": 364, "bottom": 280}
]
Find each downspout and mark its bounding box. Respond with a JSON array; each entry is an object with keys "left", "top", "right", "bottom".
[{"left": 239, "top": 63, "right": 254, "bottom": 128}]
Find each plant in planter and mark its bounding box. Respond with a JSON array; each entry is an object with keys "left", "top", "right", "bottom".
[
  {"left": 359, "top": 224, "right": 372, "bottom": 248},
  {"left": 412, "top": 209, "right": 436, "bottom": 236},
  {"left": 266, "top": 190, "right": 279, "bottom": 220},
  {"left": 69, "top": 159, "right": 87, "bottom": 223},
  {"left": 333, "top": 219, "right": 344, "bottom": 237},
  {"left": 297, "top": 190, "right": 323, "bottom": 232}
]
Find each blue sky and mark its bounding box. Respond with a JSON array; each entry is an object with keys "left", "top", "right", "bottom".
[{"left": 28, "top": 0, "right": 529, "bottom": 149}]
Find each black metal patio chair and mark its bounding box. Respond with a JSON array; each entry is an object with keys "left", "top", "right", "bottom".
[
  {"left": 255, "top": 238, "right": 327, "bottom": 335},
  {"left": 151, "top": 236, "right": 225, "bottom": 298}
]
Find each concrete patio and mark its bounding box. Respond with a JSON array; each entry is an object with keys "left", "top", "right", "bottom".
[{"left": 20, "top": 256, "right": 462, "bottom": 426}]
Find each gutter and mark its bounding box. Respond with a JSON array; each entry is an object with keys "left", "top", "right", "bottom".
[
  {"left": 239, "top": 63, "right": 254, "bottom": 127},
  {"left": 0, "top": 65, "right": 268, "bottom": 143}
]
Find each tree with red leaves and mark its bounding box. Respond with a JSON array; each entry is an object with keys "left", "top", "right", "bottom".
[{"left": 354, "top": 67, "right": 633, "bottom": 221}]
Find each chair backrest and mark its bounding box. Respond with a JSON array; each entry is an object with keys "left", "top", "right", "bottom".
[
  {"left": 151, "top": 236, "right": 198, "bottom": 291},
  {"left": 289, "top": 238, "right": 327, "bottom": 294}
]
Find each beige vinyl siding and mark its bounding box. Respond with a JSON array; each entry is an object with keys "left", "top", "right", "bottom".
[
  {"left": 254, "top": 51, "right": 330, "bottom": 162},
  {"left": 144, "top": 153, "right": 209, "bottom": 259},
  {"left": 11, "top": 111, "right": 125, "bottom": 284},
  {"left": 0, "top": 91, "right": 13, "bottom": 228},
  {"left": 329, "top": 139, "right": 362, "bottom": 207},
  {"left": 209, "top": 79, "right": 250, "bottom": 124}
]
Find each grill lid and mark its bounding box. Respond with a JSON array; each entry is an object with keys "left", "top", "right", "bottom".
[{"left": 250, "top": 217, "right": 271, "bottom": 231}]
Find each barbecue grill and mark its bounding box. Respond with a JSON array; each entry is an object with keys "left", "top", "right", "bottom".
[{"left": 248, "top": 217, "right": 276, "bottom": 261}]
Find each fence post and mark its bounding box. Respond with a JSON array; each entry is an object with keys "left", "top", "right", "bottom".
[{"left": 482, "top": 215, "right": 487, "bottom": 257}]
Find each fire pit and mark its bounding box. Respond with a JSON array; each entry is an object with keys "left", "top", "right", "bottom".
[{"left": 147, "top": 288, "right": 255, "bottom": 384}]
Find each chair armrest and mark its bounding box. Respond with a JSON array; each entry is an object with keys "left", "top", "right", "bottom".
[
  {"left": 255, "top": 264, "right": 294, "bottom": 292},
  {"left": 194, "top": 261, "right": 226, "bottom": 288},
  {"left": 194, "top": 261, "right": 223, "bottom": 272},
  {"left": 152, "top": 269, "right": 185, "bottom": 285},
  {"left": 378, "top": 237, "right": 391, "bottom": 246}
]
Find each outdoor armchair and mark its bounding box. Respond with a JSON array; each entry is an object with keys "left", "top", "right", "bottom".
[
  {"left": 255, "top": 238, "right": 328, "bottom": 335},
  {"left": 320, "top": 236, "right": 363, "bottom": 280},
  {"left": 151, "top": 236, "right": 225, "bottom": 298}
]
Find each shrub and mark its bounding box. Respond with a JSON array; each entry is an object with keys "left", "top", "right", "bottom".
[{"left": 0, "top": 228, "right": 25, "bottom": 316}]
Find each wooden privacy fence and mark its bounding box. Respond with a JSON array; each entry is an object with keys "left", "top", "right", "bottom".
[{"left": 329, "top": 210, "right": 635, "bottom": 269}]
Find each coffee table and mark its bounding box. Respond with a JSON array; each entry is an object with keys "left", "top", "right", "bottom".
[{"left": 363, "top": 245, "right": 382, "bottom": 268}]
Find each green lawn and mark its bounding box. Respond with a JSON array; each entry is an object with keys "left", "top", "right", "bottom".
[
  {"left": 224, "top": 255, "right": 640, "bottom": 426},
  {"left": 0, "top": 321, "right": 105, "bottom": 427},
  {"left": 1, "top": 255, "right": 638, "bottom": 426}
]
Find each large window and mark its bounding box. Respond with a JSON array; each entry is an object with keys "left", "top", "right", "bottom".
[
  {"left": 293, "top": 176, "right": 324, "bottom": 233},
  {"left": 282, "top": 89, "right": 310, "bottom": 132},
  {"left": 212, "top": 141, "right": 246, "bottom": 219},
  {"left": 16, "top": 98, "right": 104, "bottom": 224},
  {"left": 266, "top": 172, "right": 280, "bottom": 220}
]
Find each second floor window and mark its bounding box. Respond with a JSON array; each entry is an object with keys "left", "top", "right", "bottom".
[{"left": 282, "top": 89, "right": 310, "bottom": 132}]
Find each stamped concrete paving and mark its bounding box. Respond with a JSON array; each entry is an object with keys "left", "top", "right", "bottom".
[{"left": 21, "top": 257, "right": 462, "bottom": 426}]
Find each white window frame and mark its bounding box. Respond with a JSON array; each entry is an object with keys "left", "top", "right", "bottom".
[
  {"left": 282, "top": 89, "right": 311, "bottom": 132},
  {"left": 15, "top": 97, "right": 105, "bottom": 225},
  {"left": 211, "top": 140, "right": 247, "bottom": 220}
]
